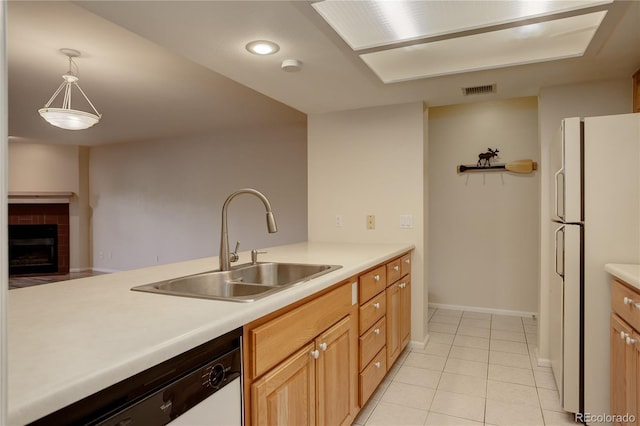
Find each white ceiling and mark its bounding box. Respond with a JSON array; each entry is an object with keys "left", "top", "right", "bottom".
[{"left": 7, "top": 0, "right": 640, "bottom": 146}]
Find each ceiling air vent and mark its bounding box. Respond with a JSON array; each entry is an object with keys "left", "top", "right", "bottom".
[{"left": 462, "top": 84, "right": 496, "bottom": 96}]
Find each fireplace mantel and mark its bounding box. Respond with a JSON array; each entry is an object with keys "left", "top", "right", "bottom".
[{"left": 8, "top": 191, "right": 74, "bottom": 204}]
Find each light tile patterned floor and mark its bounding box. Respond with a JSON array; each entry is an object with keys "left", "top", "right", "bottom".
[{"left": 353, "top": 308, "right": 580, "bottom": 426}]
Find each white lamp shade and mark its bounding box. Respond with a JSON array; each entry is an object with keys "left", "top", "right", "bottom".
[{"left": 38, "top": 107, "right": 100, "bottom": 130}]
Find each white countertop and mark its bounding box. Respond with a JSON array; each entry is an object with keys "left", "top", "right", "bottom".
[
  {"left": 605, "top": 263, "right": 640, "bottom": 290},
  {"left": 7, "top": 241, "right": 413, "bottom": 425}
]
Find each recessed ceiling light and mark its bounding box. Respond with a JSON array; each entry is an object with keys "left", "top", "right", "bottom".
[{"left": 246, "top": 40, "right": 280, "bottom": 55}]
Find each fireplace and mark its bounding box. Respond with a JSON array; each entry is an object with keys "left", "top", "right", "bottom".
[
  {"left": 9, "top": 224, "right": 58, "bottom": 275},
  {"left": 8, "top": 203, "right": 70, "bottom": 276}
]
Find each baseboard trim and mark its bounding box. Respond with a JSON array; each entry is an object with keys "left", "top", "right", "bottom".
[
  {"left": 408, "top": 335, "right": 429, "bottom": 351},
  {"left": 69, "top": 267, "right": 92, "bottom": 273},
  {"left": 429, "top": 302, "right": 538, "bottom": 319},
  {"left": 534, "top": 347, "right": 552, "bottom": 368}
]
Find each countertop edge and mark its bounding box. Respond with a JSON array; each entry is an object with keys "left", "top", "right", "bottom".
[{"left": 605, "top": 263, "right": 640, "bottom": 290}]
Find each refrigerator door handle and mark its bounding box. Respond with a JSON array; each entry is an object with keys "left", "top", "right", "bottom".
[
  {"left": 554, "top": 168, "right": 565, "bottom": 221},
  {"left": 554, "top": 225, "right": 565, "bottom": 278}
]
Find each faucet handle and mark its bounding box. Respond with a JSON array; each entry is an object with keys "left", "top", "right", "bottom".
[
  {"left": 230, "top": 241, "right": 240, "bottom": 263},
  {"left": 251, "top": 249, "right": 267, "bottom": 265}
]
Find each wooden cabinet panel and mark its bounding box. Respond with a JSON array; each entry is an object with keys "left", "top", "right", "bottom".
[
  {"left": 359, "top": 290, "right": 385, "bottom": 332},
  {"left": 612, "top": 279, "right": 640, "bottom": 332},
  {"left": 386, "top": 277, "right": 411, "bottom": 367},
  {"left": 386, "top": 281, "right": 401, "bottom": 367},
  {"left": 401, "top": 278, "right": 411, "bottom": 349},
  {"left": 251, "top": 342, "right": 316, "bottom": 426},
  {"left": 359, "top": 317, "right": 386, "bottom": 370},
  {"left": 611, "top": 314, "right": 636, "bottom": 426},
  {"left": 249, "top": 282, "right": 352, "bottom": 379},
  {"left": 400, "top": 253, "right": 411, "bottom": 277},
  {"left": 359, "top": 265, "right": 386, "bottom": 303},
  {"left": 316, "top": 316, "right": 357, "bottom": 426},
  {"left": 359, "top": 348, "right": 387, "bottom": 406},
  {"left": 386, "top": 258, "right": 402, "bottom": 285}
]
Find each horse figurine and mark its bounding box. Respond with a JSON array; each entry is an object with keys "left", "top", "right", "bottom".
[{"left": 477, "top": 148, "right": 499, "bottom": 166}]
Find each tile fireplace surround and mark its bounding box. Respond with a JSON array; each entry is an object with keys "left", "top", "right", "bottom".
[{"left": 8, "top": 203, "right": 70, "bottom": 275}]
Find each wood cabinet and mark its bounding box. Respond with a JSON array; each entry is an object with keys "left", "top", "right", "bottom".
[
  {"left": 386, "top": 255, "right": 411, "bottom": 367},
  {"left": 357, "top": 251, "right": 412, "bottom": 406},
  {"left": 245, "top": 279, "right": 358, "bottom": 426},
  {"left": 610, "top": 278, "right": 640, "bottom": 426},
  {"left": 252, "top": 342, "right": 316, "bottom": 425},
  {"left": 245, "top": 250, "right": 413, "bottom": 424}
]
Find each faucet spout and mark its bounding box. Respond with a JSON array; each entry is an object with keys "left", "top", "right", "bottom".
[{"left": 219, "top": 188, "right": 277, "bottom": 271}]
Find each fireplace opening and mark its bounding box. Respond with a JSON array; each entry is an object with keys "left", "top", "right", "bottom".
[{"left": 9, "top": 224, "right": 59, "bottom": 275}]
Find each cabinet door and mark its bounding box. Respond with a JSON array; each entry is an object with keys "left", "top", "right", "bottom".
[
  {"left": 252, "top": 342, "right": 316, "bottom": 426},
  {"left": 611, "top": 314, "right": 636, "bottom": 426},
  {"left": 400, "top": 278, "right": 411, "bottom": 350},
  {"left": 386, "top": 281, "right": 401, "bottom": 367},
  {"left": 316, "top": 316, "right": 357, "bottom": 426}
]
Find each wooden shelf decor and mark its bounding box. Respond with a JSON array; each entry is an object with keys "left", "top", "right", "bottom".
[{"left": 457, "top": 159, "right": 538, "bottom": 174}]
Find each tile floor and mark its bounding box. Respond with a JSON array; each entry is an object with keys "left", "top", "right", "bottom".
[{"left": 353, "top": 308, "right": 580, "bottom": 426}]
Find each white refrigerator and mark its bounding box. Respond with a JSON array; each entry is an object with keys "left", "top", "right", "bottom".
[{"left": 549, "top": 113, "right": 640, "bottom": 421}]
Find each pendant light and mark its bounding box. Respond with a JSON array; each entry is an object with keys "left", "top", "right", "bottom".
[{"left": 38, "top": 49, "right": 101, "bottom": 130}]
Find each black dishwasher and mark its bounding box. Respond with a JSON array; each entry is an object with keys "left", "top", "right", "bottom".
[{"left": 29, "top": 327, "right": 242, "bottom": 426}]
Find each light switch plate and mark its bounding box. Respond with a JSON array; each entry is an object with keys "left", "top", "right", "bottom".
[{"left": 400, "top": 214, "right": 413, "bottom": 228}]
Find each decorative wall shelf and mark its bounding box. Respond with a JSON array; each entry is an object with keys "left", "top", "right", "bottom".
[{"left": 457, "top": 160, "right": 538, "bottom": 174}]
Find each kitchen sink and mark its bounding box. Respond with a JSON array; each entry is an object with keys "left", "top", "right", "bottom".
[{"left": 131, "top": 262, "right": 342, "bottom": 302}]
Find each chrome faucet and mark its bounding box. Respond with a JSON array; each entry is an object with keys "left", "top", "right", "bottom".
[{"left": 219, "top": 188, "right": 277, "bottom": 271}]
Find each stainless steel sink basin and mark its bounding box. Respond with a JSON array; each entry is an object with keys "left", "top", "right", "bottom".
[{"left": 131, "top": 262, "right": 342, "bottom": 302}]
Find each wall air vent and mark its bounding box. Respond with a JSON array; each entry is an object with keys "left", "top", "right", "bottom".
[{"left": 462, "top": 84, "right": 497, "bottom": 96}]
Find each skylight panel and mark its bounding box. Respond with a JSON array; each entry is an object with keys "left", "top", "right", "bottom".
[
  {"left": 358, "top": 11, "right": 607, "bottom": 82},
  {"left": 312, "top": 0, "right": 612, "bottom": 50}
]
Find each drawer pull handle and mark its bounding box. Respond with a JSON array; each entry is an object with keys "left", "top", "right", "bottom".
[
  {"left": 373, "top": 275, "right": 380, "bottom": 281},
  {"left": 393, "top": 265, "right": 399, "bottom": 271},
  {"left": 627, "top": 336, "right": 637, "bottom": 346},
  {"left": 399, "top": 282, "right": 406, "bottom": 289},
  {"left": 373, "top": 302, "right": 380, "bottom": 309},
  {"left": 374, "top": 361, "right": 381, "bottom": 368},
  {"left": 319, "top": 342, "right": 327, "bottom": 351},
  {"left": 374, "top": 328, "right": 380, "bottom": 335},
  {"left": 621, "top": 331, "right": 629, "bottom": 340},
  {"left": 310, "top": 349, "right": 320, "bottom": 359},
  {"left": 624, "top": 296, "right": 635, "bottom": 305},
  {"left": 404, "top": 259, "right": 410, "bottom": 264}
]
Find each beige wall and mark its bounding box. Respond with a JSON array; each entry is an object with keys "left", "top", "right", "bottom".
[
  {"left": 307, "top": 102, "right": 428, "bottom": 345},
  {"left": 90, "top": 124, "right": 308, "bottom": 272},
  {"left": 8, "top": 142, "right": 91, "bottom": 270},
  {"left": 428, "top": 97, "right": 540, "bottom": 314},
  {"left": 537, "top": 78, "right": 631, "bottom": 362},
  {"left": 8, "top": 142, "right": 79, "bottom": 192}
]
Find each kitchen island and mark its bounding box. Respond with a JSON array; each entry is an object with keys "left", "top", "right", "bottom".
[{"left": 7, "top": 241, "right": 413, "bottom": 425}]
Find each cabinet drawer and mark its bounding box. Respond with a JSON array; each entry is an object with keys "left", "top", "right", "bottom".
[
  {"left": 249, "top": 282, "right": 353, "bottom": 379},
  {"left": 360, "top": 317, "right": 386, "bottom": 370},
  {"left": 359, "top": 266, "right": 386, "bottom": 303},
  {"left": 359, "top": 291, "right": 386, "bottom": 332},
  {"left": 612, "top": 279, "right": 640, "bottom": 331},
  {"left": 400, "top": 253, "right": 411, "bottom": 277},
  {"left": 386, "top": 258, "right": 402, "bottom": 285},
  {"left": 359, "top": 348, "right": 387, "bottom": 406}
]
